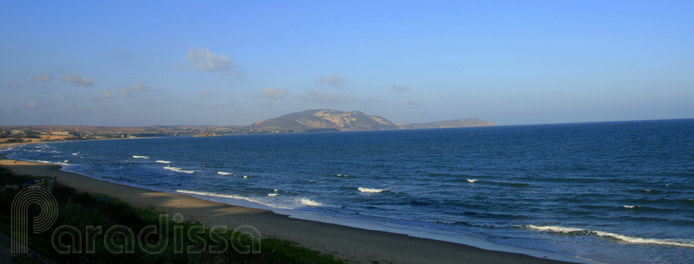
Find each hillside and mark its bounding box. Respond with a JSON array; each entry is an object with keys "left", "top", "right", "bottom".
[
  {"left": 250, "top": 109, "right": 494, "bottom": 132},
  {"left": 251, "top": 109, "right": 398, "bottom": 132}
]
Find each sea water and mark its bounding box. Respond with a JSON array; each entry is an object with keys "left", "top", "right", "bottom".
[{"left": 4, "top": 119, "right": 694, "bottom": 263}]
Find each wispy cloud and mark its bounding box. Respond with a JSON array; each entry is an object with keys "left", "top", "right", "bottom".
[
  {"left": 63, "top": 74, "right": 94, "bottom": 86},
  {"left": 31, "top": 73, "right": 53, "bottom": 82},
  {"left": 391, "top": 84, "right": 412, "bottom": 92},
  {"left": 101, "top": 90, "right": 112, "bottom": 99},
  {"left": 315, "top": 74, "right": 344, "bottom": 87},
  {"left": 25, "top": 100, "right": 37, "bottom": 108},
  {"left": 129, "top": 82, "right": 149, "bottom": 91},
  {"left": 186, "top": 47, "right": 231, "bottom": 72},
  {"left": 118, "top": 89, "right": 131, "bottom": 97},
  {"left": 118, "top": 82, "right": 150, "bottom": 98},
  {"left": 11, "top": 81, "right": 22, "bottom": 88},
  {"left": 261, "top": 87, "right": 289, "bottom": 99},
  {"left": 298, "top": 90, "right": 356, "bottom": 104},
  {"left": 198, "top": 90, "right": 215, "bottom": 96}
]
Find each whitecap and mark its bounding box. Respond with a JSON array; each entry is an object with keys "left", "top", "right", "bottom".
[
  {"left": 133, "top": 155, "right": 149, "bottom": 159},
  {"left": 163, "top": 166, "right": 194, "bottom": 174},
  {"left": 156, "top": 160, "right": 171, "bottom": 164},
  {"left": 267, "top": 193, "right": 278, "bottom": 197},
  {"left": 623, "top": 205, "right": 636, "bottom": 209},
  {"left": 300, "top": 198, "right": 322, "bottom": 207},
  {"left": 358, "top": 187, "right": 384, "bottom": 193},
  {"left": 467, "top": 179, "right": 478, "bottom": 183},
  {"left": 72, "top": 153, "right": 79, "bottom": 156},
  {"left": 217, "top": 171, "right": 233, "bottom": 175},
  {"left": 524, "top": 225, "right": 694, "bottom": 248}
]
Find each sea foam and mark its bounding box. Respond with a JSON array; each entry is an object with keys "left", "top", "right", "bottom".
[
  {"left": 133, "top": 155, "right": 149, "bottom": 159},
  {"left": 300, "top": 198, "right": 323, "bottom": 207},
  {"left": 467, "top": 179, "right": 478, "bottom": 183},
  {"left": 524, "top": 225, "right": 694, "bottom": 248},
  {"left": 176, "top": 190, "right": 290, "bottom": 209},
  {"left": 156, "top": 160, "right": 171, "bottom": 164},
  {"left": 358, "top": 187, "right": 384, "bottom": 193},
  {"left": 217, "top": 171, "right": 233, "bottom": 175},
  {"left": 164, "top": 166, "right": 194, "bottom": 174}
]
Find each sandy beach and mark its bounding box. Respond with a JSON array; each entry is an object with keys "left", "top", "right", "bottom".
[{"left": 0, "top": 143, "right": 577, "bottom": 264}]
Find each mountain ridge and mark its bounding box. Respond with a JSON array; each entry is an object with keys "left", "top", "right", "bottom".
[{"left": 250, "top": 109, "right": 494, "bottom": 132}]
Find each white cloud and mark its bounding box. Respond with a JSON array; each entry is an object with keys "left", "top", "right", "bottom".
[
  {"left": 31, "top": 73, "right": 53, "bottom": 82},
  {"left": 298, "top": 90, "right": 356, "bottom": 104},
  {"left": 63, "top": 75, "right": 94, "bottom": 86},
  {"left": 11, "top": 81, "right": 22, "bottom": 88},
  {"left": 25, "top": 100, "right": 37, "bottom": 108},
  {"left": 186, "top": 47, "right": 231, "bottom": 72},
  {"left": 101, "top": 90, "right": 112, "bottom": 99},
  {"left": 391, "top": 84, "right": 412, "bottom": 92},
  {"left": 261, "top": 87, "right": 289, "bottom": 99},
  {"left": 315, "top": 74, "right": 344, "bottom": 87}
]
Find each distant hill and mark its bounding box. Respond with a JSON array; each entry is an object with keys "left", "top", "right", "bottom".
[
  {"left": 399, "top": 119, "right": 495, "bottom": 129},
  {"left": 251, "top": 109, "right": 398, "bottom": 132},
  {"left": 250, "top": 109, "right": 493, "bottom": 132}
]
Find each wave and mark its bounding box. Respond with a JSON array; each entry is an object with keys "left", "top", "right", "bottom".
[
  {"left": 300, "top": 198, "right": 323, "bottom": 207},
  {"left": 358, "top": 187, "right": 385, "bottom": 193},
  {"left": 35, "top": 160, "right": 70, "bottom": 166},
  {"left": 132, "top": 155, "right": 149, "bottom": 159},
  {"left": 467, "top": 179, "right": 478, "bottom": 183},
  {"left": 156, "top": 160, "right": 171, "bottom": 164},
  {"left": 72, "top": 152, "right": 79, "bottom": 156},
  {"left": 163, "top": 166, "right": 194, "bottom": 174},
  {"left": 623, "top": 205, "right": 636, "bottom": 209},
  {"left": 176, "top": 190, "right": 291, "bottom": 209},
  {"left": 267, "top": 193, "right": 278, "bottom": 197},
  {"left": 176, "top": 190, "right": 322, "bottom": 209},
  {"left": 217, "top": 171, "right": 233, "bottom": 175},
  {"left": 524, "top": 225, "right": 694, "bottom": 248},
  {"left": 336, "top": 173, "right": 350, "bottom": 177}
]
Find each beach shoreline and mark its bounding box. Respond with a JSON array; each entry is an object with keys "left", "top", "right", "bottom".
[{"left": 0, "top": 143, "right": 581, "bottom": 264}]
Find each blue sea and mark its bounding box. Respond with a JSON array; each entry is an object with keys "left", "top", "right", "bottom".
[{"left": 4, "top": 119, "right": 694, "bottom": 263}]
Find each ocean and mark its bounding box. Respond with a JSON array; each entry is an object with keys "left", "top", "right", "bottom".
[{"left": 3, "top": 119, "right": 694, "bottom": 263}]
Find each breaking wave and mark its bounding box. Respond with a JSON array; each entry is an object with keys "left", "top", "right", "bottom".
[
  {"left": 524, "top": 225, "right": 694, "bottom": 248},
  {"left": 163, "top": 166, "right": 194, "bottom": 174},
  {"left": 358, "top": 187, "right": 385, "bottom": 193}
]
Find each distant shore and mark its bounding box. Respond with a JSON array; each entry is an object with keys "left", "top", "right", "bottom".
[{"left": 0, "top": 143, "right": 578, "bottom": 264}]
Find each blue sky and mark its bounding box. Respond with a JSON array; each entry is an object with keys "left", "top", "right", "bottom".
[{"left": 1, "top": 0, "right": 692, "bottom": 126}]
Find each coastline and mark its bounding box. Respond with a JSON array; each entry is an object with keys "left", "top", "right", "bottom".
[{"left": 0, "top": 143, "right": 580, "bottom": 264}]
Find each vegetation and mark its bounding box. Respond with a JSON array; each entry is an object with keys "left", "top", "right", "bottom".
[{"left": 0, "top": 167, "right": 342, "bottom": 264}]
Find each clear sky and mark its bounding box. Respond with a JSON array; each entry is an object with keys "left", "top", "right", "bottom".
[{"left": 1, "top": 0, "right": 692, "bottom": 126}]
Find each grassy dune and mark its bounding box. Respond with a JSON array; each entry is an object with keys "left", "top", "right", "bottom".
[{"left": 0, "top": 167, "right": 342, "bottom": 264}]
